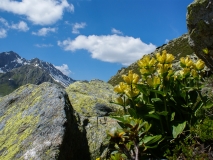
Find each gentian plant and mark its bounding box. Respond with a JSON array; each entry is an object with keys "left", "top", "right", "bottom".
[{"left": 105, "top": 50, "right": 212, "bottom": 159}]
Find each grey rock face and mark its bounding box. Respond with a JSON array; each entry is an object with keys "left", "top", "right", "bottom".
[
  {"left": 187, "top": 0, "right": 213, "bottom": 71},
  {"left": 0, "top": 82, "right": 90, "bottom": 160},
  {"left": 66, "top": 80, "right": 122, "bottom": 159}
]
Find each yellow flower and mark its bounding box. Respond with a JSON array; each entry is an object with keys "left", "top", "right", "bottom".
[
  {"left": 138, "top": 55, "right": 157, "bottom": 68},
  {"left": 114, "top": 82, "right": 128, "bottom": 93},
  {"left": 165, "top": 53, "right": 175, "bottom": 63},
  {"left": 179, "top": 68, "right": 190, "bottom": 78},
  {"left": 140, "top": 66, "right": 155, "bottom": 75},
  {"left": 165, "top": 70, "right": 174, "bottom": 81},
  {"left": 156, "top": 52, "right": 166, "bottom": 64},
  {"left": 147, "top": 76, "right": 161, "bottom": 89},
  {"left": 124, "top": 86, "right": 140, "bottom": 98},
  {"left": 156, "top": 50, "right": 174, "bottom": 64},
  {"left": 180, "top": 56, "right": 194, "bottom": 68},
  {"left": 195, "top": 59, "right": 205, "bottom": 71},
  {"left": 115, "top": 96, "right": 124, "bottom": 105},
  {"left": 191, "top": 69, "right": 198, "bottom": 78},
  {"left": 157, "top": 63, "right": 172, "bottom": 77},
  {"left": 122, "top": 70, "right": 139, "bottom": 84}
]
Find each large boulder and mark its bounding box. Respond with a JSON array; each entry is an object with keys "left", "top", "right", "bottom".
[
  {"left": 0, "top": 82, "right": 90, "bottom": 160},
  {"left": 66, "top": 80, "right": 121, "bottom": 159},
  {"left": 187, "top": 0, "right": 213, "bottom": 71}
]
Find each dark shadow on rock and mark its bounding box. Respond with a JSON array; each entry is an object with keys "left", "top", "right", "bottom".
[{"left": 58, "top": 93, "right": 91, "bottom": 160}]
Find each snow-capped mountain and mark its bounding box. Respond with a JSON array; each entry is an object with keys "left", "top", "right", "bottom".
[{"left": 0, "top": 51, "right": 75, "bottom": 88}]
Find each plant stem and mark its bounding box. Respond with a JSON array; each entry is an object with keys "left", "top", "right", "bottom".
[
  {"left": 134, "top": 141, "right": 139, "bottom": 160},
  {"left": 164, "top": 96, "right": 170, "bottom": 134}
]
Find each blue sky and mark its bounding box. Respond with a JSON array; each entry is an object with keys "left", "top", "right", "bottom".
[{"left": 0, "top": 0, "right": 193, "bottom": 81}]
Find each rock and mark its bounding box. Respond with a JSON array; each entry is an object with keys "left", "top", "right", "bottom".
[
  {"left": 66, "top": 80, "right": 121, "bottom": 117},
  {"left": 66, "top": 80, "right": 122, "bottom": 159},
  {"left": 0, "top": 82, "right": 91, "bottom": 160},
  {"left": 187, "top": 0, "right": 213, "bottom": 71}
]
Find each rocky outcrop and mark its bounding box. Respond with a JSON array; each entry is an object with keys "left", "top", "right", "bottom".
[
  {"left": 0, "top": 80, "right": 121, "bottom": 160},
  {"left": 187, "top": 0, "right": 213, "bottom": 71},
  {"left": 0, "top": 82, "right": 90, "bottom": 160},
  {"left": 66, "top": 80, "right": 121, "bottom": 159}
]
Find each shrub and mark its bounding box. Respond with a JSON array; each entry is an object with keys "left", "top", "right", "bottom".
[{"left": 102, "top": 50, "right": 213, "bottom": 159}]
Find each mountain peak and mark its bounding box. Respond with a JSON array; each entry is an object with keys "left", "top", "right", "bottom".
[{"left": 0, "top": 51, "right": 75, "bottom": 96}]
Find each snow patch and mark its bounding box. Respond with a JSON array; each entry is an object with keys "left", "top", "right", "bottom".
[
  {"left": 16, "top": 58, "right": 23, "bottom": 64},
  {"left": 24, "top": 62, "right": 29, "bottom": 65},
  {"left": 50, "top": 73, "right": 73, "bottom": 87}
]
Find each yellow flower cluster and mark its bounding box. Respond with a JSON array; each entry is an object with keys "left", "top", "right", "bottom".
[
  {"left": 122, "top": 70, "right": 139, "bottom": 85},
  {"left": 147, "top": 76, "right": 161, "bottom": 89},
  {"left": 114, "top": 50, "right": 206, "bottom": 100},
  {"left": 180, "top": 56, "right": 205, "bottom": 71},
  {"left": 114, "top": 70, "right": 140, "bottom": 98},
  {"left": 138, "top": 55, "right": 156, "bottom": 76},
  {"left": 137, "top": 50, "right": 175, "bottom": 78},
  {"left": 156, "top": 50, "right": 175, "bottom": 64},
  {"left": 156, "top": 50, "right": 174, "bottom": 77},
  {"left": 179, "top": 56, "right": 205, "bottom": 79}
]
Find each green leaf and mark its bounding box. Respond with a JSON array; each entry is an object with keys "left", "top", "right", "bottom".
[
  {"left": 171, "top": 112, "right": 175, "bottom": 121},
  {"left": 112, "top": 115, "right": 130, "bottom": 123},
  {"left": 203, "top": 99, "right": 213, "bottom": 109},
  {"left": 194, "top": 101, "right": 203, "bottom": 116},
  {"left": 151, "top": 98, "right": 163, "bottom": 103},
  {"left": 128, "top": 108, "right": 137, "bottom": 118},
  {"left": 149, "top": 89, "right": 165, "bottom": 96},
  {"left": 157, "top": 111, "right": 168, "bottom": 116},
  {"left": 172, "top": 121, "right": 186, "bottom": 138},
  {"left": 142, "top": 135, "right": 162, "bottom": 145},
  {"left": 145, "top": 113, "right": 160, "bottom": 120},
  {"left": 137, "top": 84, "right": 149, "bottom": 96}
]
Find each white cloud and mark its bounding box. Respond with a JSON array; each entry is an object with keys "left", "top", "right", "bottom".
[
  {"left": 32, "top": 27, "right": 57, "bottom": 36},
  {"left": 111, "top": 28, "right": 123, "bottom": 35},
  {"left": 11, "top": 21, "right": 29, "bottom": 32},
  {"left": 72, "top": 22, "right": 86, "bottom": 34},
  {"left": 0, "top": 17, "right": 9, "bottom": 27},
  {"left": 0, "top": 17, "right": 29, "bottom": 32},
  {"left": 0, "top": 0, "right": 74, "bottom": 25},
  {"left": 54, "top": 64, "right": 71, "bottom": 76},
  {"left": 0, "top": 28, "right": 7, "bottom": 38},
  {"left": 35, "top": 44, "right": 53, "bottom": 48},
  {"left": 58, "top": 35, "right": 156, "bottom": 66}
]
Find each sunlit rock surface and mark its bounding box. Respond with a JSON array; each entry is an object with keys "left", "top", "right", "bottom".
[
  {"left": 66, "top": 80, "right": 121, "bottom": 159},
  {"left": 0, "top": 82, "right": 90, "bottom": 160}
]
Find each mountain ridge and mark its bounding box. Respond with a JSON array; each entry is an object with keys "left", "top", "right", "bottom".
[{"left": 0, "top": 51, "right": 75, "bottom": 96}]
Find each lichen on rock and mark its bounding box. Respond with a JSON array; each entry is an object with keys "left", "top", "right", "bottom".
[
  {"left": 66, "top": 80, "right": 122, "bottom": 159},
  {"left": 0, "top": 82, "right": 73, "bottom": 160},
  {"left": 66, "top": 79, "right": 122, "bottom": 117}
]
